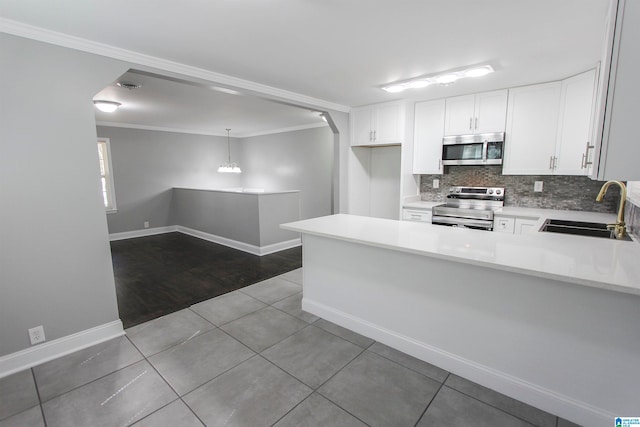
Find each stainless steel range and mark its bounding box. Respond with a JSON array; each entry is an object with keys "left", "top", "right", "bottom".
[{"left": 432, "top": 186, "right": 505, "bottom": 230}]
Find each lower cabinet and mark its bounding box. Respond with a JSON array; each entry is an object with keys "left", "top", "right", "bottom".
[
  {"left": 494, "top": 215, "right": 539, "bottom": 234},
  {"left": 402, "top": 208, "right": 432, "bottom": 222}
]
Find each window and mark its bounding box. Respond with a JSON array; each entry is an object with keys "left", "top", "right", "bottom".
[{"left": 97, "top": 138, "right": 117, "bottom": 212}]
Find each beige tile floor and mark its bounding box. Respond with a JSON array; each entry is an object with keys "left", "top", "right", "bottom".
[{"left": 0, "top": 268, "right": 580, "bottom": 427}]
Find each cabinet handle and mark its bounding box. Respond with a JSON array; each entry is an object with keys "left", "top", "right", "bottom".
[
  {"left": 583, "top": 141, "right": 594, "bottom": 167},
  {"left": 373, "top": 130, "right": 376, "bottom": 141},
  {"left": 475, "top": 117, "right": 478, "bottom": 130},
  {"left": 549, "top": 156, "right": 554, "bottom": 170},
  {"left": 469, "top": 117, "right": 473, "bottom": 130},
  {"left": 581, "top": 153, "right": 587, "bottom": 169},
  {"left": 369, "top": 130, "right": 373, "bottom": 141},
  {"left": 554, "top": 156, "right": 558, "bottom": 170}
]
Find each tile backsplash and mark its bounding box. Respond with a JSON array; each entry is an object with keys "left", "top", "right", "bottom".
[{"left": 419, "top": 166, "right": 619, "bottom": 213}]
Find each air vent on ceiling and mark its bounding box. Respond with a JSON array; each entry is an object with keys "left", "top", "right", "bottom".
[{"left": 116, "top": 81, "right": 142, "bottom": 90}]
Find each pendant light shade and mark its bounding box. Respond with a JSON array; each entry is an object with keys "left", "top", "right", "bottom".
[{"left": 218, "top": 128, "right": 241, "bottom": 173}]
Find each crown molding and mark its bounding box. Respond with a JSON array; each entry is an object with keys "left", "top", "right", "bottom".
[
  {"left": 240, "top": 122, "right": 329, "bottom": 138},
  {"left": 0, "top": 18, "right": 350, "bottom": 113},
  {"left": 95, "top": 121, "right": 328, "bottom": 138}
]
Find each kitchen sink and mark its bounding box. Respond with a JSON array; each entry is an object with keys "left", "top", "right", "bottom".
[{"left": 540, "top": 219, "right": 632, "bottom": 241}]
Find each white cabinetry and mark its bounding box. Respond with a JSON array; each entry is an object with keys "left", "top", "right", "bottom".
[
  {"left": 494, "top": 215, "right": 539, "bottom": 234},
  {"left": 351, "top": 102, "right": 405, "bottom": 146},
  {"left": 503, "top": 82, "right": 562, "bottom": 175},
  {"left": 413, "top": 99, "right": 445, "bottom": 174},
  {"left": 597, "top": 0, "right": 640, "bottom": 180},
  {"left": 494, "top": 216, "right": 515, "bottom": 233},
  {"left": 402, "top": 208, "right": 432, "bottom": 222},
  {"left": 555, "top": 69, "right": 598, "bottom": 175},
  {"left": 444, "top": 90, "right": 508, "bottom": 135}
]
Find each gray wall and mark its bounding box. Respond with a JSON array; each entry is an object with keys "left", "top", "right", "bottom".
[
  {"left": 240, "top": 127, "right": 333, "bottom": 220},
  {"left": 0, "top": 34, "right": 127, "bottom": 356},
  {"left": 97, "top": 127, "right": 242, "bottom": 233}
]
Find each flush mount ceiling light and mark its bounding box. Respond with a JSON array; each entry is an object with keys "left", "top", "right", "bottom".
[
  {"left": 93, "top": 100, "right": 121, "bottom": 113},
  {"left": 218, "top": 128, "right": 242, "bottom": 173},
  {"left": 381, "top": 65, "right": 494, "bottom": 93}
]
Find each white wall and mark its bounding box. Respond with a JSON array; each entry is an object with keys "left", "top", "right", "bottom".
[
  {"left": 97, "top": 126, "right": 242, "bottom": 234},
  {"left": 0, "top": 34, "right": 128, "bottom": 357},
  {"left": 239, "top": 126, "right": 333, "bottom": 220}
]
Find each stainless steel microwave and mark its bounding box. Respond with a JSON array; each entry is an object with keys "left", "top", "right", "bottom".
[{"left": 442, "top": 132, "right": 505, "bottom": 166}]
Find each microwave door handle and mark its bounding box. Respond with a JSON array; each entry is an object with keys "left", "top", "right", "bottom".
[{"left": 482, "top": 140, "right": 488, "bottom": 162}]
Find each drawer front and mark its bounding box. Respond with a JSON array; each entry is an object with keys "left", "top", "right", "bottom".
[
  {"left": 403, "top": 209, "right": 432, "bottom": 222},
  {"left": 494, "top": 216, "right": 515, "bottom": 233}
]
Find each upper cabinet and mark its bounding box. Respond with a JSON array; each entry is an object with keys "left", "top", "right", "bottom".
[
  {"left": 351, "top": 102, "right": 405, "bottom": 146},
  {"left": 555, "top": 69, "right": 598, "bottom": 175},
  {"left": 413, "top": 99, "right": 446, "bottom": 174},
  {"left": 502, "top": 82, "right": 562, "bottom": 175},
  {"left": 444, "top": 89, "right": 508, "bottom": 135},
  {"left": 503, "top": 71, "right": 598, "bottom": 176},
  {"left": 596, "top": 0, "right": 640, "bottom": 180}
]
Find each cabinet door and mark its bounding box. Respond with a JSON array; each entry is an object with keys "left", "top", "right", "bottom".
[
  {"left": 554, "top": 69, "right": 596, "bottom": 175},
  {"left": 474, "top": 90, "right": 508, "bottom": 133},
  {"left": 494, "top": 216, "right": 515, "bottom": 233},
  {"left": 515, "top": 218, "right": 538, "bottom": 234},
  {"left": 351, "top": 107, "right": 374, "bottom": 146},
  {"left": 374, "top": 103, "right": 404, "bottom": 145},
  {"left": 503, "top": 82, "right": 561, "bottom": 175},
  {"left": 444, "top": 95, "right": 475, "bottom": 135},
  {"left": 413, "top": 99, "right": 445, "bottom": 174}
]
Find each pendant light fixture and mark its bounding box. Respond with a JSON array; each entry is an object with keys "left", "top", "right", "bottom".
[{"left": 218, "top": 128, "right": 242, "bottom": 173}]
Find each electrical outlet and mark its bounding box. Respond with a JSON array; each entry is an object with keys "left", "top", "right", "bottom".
[
  {"left": 28, "top": 325, "right": 45, "bottom": 345},
  {"left": 534, "top": 181, "right": 544, "bottom": 192},
  {"left": 143, "top": 221, "right": 149, "bottom": 229},
  {"left": 433, "top": 179, "right": 440, "bottom": 189}
]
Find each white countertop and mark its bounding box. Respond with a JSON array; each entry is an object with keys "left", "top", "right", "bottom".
[
  {"left": 403, "top": 201, "right": 443, "bottom": 210},
  {"left": 282, "top": 214, "right": 640, "bottom": 296}
]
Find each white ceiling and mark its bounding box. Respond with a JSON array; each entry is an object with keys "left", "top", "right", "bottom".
[
  {"left": 94, "top": 71, "right": 328, "bottom": 137},
  {"left": 1, "top": 0, "right": 612, "bottom": 134}
]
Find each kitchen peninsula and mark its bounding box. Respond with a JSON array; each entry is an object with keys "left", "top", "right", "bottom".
[{"left": 281, "top": 214, "right": 640, "bottom": 427}]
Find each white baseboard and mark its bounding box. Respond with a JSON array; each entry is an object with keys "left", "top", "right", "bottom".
[
  {"left": 109, "top": 226, "right": 177, "bottom": 241},
  {"left": 110, "top": 225, "right": 300, "bottom": 256},
  {"left": 257, "top": 238, "right": 301, "bottom": 255},
  {"left": 0, "top": 320, "right": 124, "bottom": 378},
  {"left": 302, "top": 299, "right": 612, "bottom": 427}
]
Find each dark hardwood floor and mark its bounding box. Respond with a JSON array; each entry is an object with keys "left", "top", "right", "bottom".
[{"left": 110, "top": 232, "right": 302, "bottom": 328}]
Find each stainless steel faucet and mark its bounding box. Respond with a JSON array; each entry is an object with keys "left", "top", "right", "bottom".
[{"left": 595, "top": 180, "right": 627, "bottom": 239}]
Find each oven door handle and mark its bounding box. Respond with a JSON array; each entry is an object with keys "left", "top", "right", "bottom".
[
  {"left": 482, "top": 140, "right": 488, "bottom": 163},
  {"left": 432, "top": 216, "right": 494, "bottom": 230}
]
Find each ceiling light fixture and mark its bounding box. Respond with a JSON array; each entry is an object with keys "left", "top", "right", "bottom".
[
  {"left": 93, "top": 100, "right": 121, "bottom": 113},
  {"left": 218, "top": 128, "right": 242, "bottom": 173},
  {"left": 116, "top": 81, "right": 142, "bottom": 90},
  {"left": 381, "top": 65, "right": 494, "bottom": 93}
]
